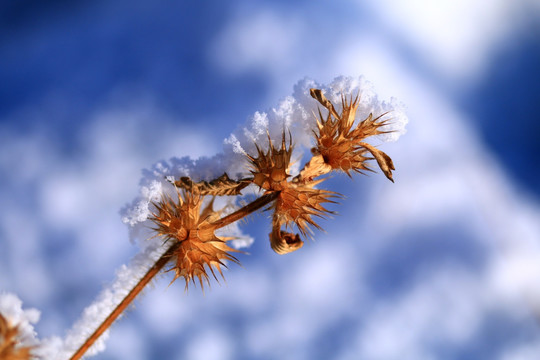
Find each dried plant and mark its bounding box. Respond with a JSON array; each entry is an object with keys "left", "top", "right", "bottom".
[
  {"left": 305, "top": 89, "right": 395, "bottom": 181},
  {"left": 4, "top": 77, "right": 408, "bottom": 359},
  {"left": 149, "top": 190, "right": 240, "bottom": 289},
  {"left": 137, "top": 88, "right": 397, "bottom": 294},
  {"left": 70, "top": 87, "right": 399, "bottom": 360}
]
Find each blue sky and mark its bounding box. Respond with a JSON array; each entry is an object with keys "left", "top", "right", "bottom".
[{"left": 1, "top": 1, "right": 540, "bottom": 359}]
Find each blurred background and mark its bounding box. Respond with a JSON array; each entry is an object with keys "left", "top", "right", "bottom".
[{"left": 1, "top": 0, "right": 540, "bottom": 359}]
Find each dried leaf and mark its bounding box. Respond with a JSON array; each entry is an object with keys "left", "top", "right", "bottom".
[
  {"left": 310, "top": 88, "right": 340, "bottom": 119},
  {"left": 358, "top": 142, "right": 395, "bottom": 182},
  {"left": 269, "top": 228, "right": 304, "bottom": 255},
  {"left": 296, "top": 154, "right": 332, "bottom": 182}
]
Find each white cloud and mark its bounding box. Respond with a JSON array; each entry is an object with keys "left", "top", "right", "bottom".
[
  {"left": 183, "top": 328, "right": 235, "bottom": 360},
  {"left": 490, "top": 249, "right": 540, "bottom": 311},
  {"left": 102, "top": 322, "right": 147, "bottom": 360},
  {"left": 211, "top": 1, "right": 540, "bottom": 88},
  {"left": 353, "top": 267, "right": 485, "bottom": 360},
  {"left": 500, "top": 341, "right": 540, "bottom": 360},
  {"left": 364, "top": 0, "right": 539, "bottom": 83},
  {"left": 209, "top": 9, "right": 304, "bottom": 74}
]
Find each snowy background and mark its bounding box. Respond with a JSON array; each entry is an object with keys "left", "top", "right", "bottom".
[{"left": 2, "top": 1, "right": 540, "bottom": 359}]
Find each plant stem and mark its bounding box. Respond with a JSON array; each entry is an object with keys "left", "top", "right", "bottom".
[
  {"left": 69, "top": 242, "right": 180, "bottom": 360},
  {"left": 70, "top": 192, "right": 277, "bottom": 360},
  {"left": 207, "top": 192, "right": 279, "bottom": 230}
]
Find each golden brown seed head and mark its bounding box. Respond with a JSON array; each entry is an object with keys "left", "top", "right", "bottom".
[
  {"left": 150, "top": 190, "right": 239, "bottom": 290},
  {"left": 310, "top": 89, "right": 395, "bottom": 181},
  {"left": 273, "top": 183, "right": 338, "bottom": 236},
  {"left": 246, "top": 132, "right": 293, "bottom": 191},
  {"left": 269, "top": 181, "right": 339, "bottom": 254},
  {"left": 169, "top": 230, "right": 239, "bottom": 290}
]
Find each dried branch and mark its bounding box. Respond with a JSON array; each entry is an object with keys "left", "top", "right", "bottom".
[{"left": 173, "top": 173, "right": 251, "bottom": 196}]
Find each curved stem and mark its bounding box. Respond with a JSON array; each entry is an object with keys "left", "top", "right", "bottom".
[{"left": 69, "top": 243, "right": 179, "bottom": 360}]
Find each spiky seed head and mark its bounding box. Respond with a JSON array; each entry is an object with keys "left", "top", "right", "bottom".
[
  {"left": 150, "top": 190, "right": 239, "bottom": 290},
  {"left": 310, "top": 88, "right": 396, "bottom": 181},
  {"left": 246, "top": 132, "right": 293, "bottom": 191},
  {"left": 273, "top": 183, "right": 339, "bottom": 236},
  {"left": 0, "top": 313, "right": 34, "bottom": 360},
  {"left": 169, "top": 231, "right": 239, "bottom": 290},
  {"left": 269, "top": 182, "right": 340, "bottom": 254}
]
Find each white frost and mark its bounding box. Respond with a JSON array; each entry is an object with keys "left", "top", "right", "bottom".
[
  {"left": 121, "top": 180, "right": 163, "bottom": 227},
  {"left": 0, "top": 292, "right": 40, "bottom": 349},
  {"left": 225, "top": 75, "right": 408, "bottom": 162}
]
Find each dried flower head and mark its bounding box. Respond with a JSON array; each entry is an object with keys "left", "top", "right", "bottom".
[
  {"left": 309, "top": 88, "right": 395, "bottom": 182},
  {"left": 150, "top": 189, "right": 240, "bottom": 289},
  {"left": 270, "top": 181, "right": 339, "bottom": 254},
  {"left": 273, "top": 182, "right": 338, "bottom": 236},
  {"left": 0, "top": 314, "right": 34, "bottom": 360},
  {"left": 246, "top": 132, "right": 293, "bottom": 191}
]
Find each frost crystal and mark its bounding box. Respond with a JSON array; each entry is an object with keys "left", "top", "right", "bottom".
[
  {"left": 0, "top": 292, "right": 40, "bottom": 349},
  {"left": 227, "top": 75, "right": 407, "bottom": 164}
]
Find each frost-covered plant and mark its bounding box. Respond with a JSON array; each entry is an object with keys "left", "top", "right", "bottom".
[
  {"left": 0, "top": 293, "right": 40, "bottom": 360},
  {"left": 0, "top": 76, "right": 407, "bottom": 359}
]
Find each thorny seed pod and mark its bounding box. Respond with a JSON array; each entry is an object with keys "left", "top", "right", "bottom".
[
  {"left": 273, "top": 182, "right": 339, "bottom": 235},
  {"left": 269, "top": 181, "right": 339, "bottom": 254},
  {"left": 246, "top": 132, "right": 293, "bottom": 191},
  {"left": 150, "top": 189, "right": 240, "bottom": 289},
  {"left": 309, "top": 88, "right": 395, "bottom": 182},
  {"left": 0, "top": 313, "right": 34, "bottom": 360}
]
